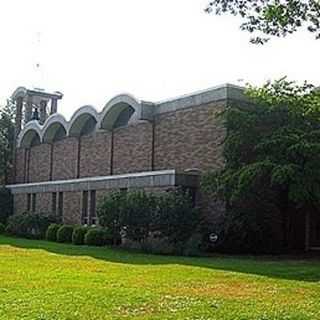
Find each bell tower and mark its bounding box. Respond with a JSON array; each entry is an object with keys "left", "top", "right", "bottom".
[{"left": 11, "top": 87, "right": 63, "bottom": 136}]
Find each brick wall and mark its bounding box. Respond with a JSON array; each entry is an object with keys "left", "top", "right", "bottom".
[
  {"left": 14, "top": 193, "right": 26, "bottom": 214},
  {"left": 16, "top": 101, "right": 226, "bottom": 182},
  {"left": 29, "top": 144, "right": 51, "bottom": 182},
  {"left": 52, "top": 137, "right": 79, "bottom": 180},
  {"left": 80, "top": 132, "right": 111, "bottom": 178},
  {"left": 12, "top": 100, "right": 227, "bottom": 225},
  {"left": 154, "top": 102, "right": 226, "bottom": 172},
  {"left": 63, "top": 191, "right": 82, "bottom": 224},
  {"left": 15, "top": 148, "right": 25, "bottom": 184},
  {"left": 113, "top": 121, "right": 153, "bottom": 174},
  {"left": 10, "top": 99, "right": 230, "bottom": 233},
  {"left": 36, "top": 193, "right": 52, "bottom": 213}
]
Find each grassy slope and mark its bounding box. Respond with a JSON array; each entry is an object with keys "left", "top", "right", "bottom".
[{"left": 0, "top": 235, "right": 319, "bottom": 320}]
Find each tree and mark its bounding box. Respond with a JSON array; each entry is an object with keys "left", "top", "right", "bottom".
[
  {"left": 0, "top": 187, "right": 13, "bottom": 224},
  {"left": 0, "top": 99, "right": 15, "bottom": 185},
  {"left": 97, "top": 191, "right": 126, "bottom": 244},
  {"left": 123, "top": 191, "right": 157, "bottom": 244},
  {"left": 156, "top": 189, "right": 199, "bottom": 249},
  {"left": 206, "top": 0, "right": 320, "bottom": 44},
  {"left": 202, "top": 78, "right": 320, "bottom": 252}
]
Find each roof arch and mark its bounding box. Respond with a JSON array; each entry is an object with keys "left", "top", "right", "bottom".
[
  {"left": 42, "top": 114, "right": 68, "bottom": 143},
  {"left": 18, "top": 121, "right": 42, "bottom": 148},
  {"left": 100, "top": 94, "right": 142, "bottom": 130},
  {"left": 11, "top": 86, "right": 28, "bottom": 100},
  {"left": 68, "top": 105, "right": 99, "bottom": 137}
]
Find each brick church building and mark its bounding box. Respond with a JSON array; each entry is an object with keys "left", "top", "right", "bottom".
[{"left": 6, "top": 85, "right": 320, "bottom": 251}]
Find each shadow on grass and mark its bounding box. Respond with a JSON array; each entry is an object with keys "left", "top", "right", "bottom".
[{"left": 1, "top": 235, "right": 320, "bottom": 282}]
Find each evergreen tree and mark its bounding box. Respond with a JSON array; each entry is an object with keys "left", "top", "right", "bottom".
[{"left": 0, "top": 99, "right": 16, "bottom": 185}]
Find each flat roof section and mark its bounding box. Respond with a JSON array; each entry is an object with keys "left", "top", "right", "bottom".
[{"left": 6, "top": 170, "right": 199, "bottom": 194}]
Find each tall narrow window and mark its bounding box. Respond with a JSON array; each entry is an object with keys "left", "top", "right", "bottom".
[
  {"left": 120, "top": 188, "right": 127, "bottom": 194},
  {"left": 58, "top": 192, "right": 63, "bottom": 218},
  {"left": 89, "top": 190, "right": 97, "bottom": 225},
  {"left": 82, "top": 191, "right": 89, "bottom": 225},
  {"left": 181, "top": 187, "right": 197, "bottom": 208},
  {"left": 27, "top": 194, "right": 31, "bottom": 211},
  {"left": 52, "top": 192, "right": 57, "bottom": 215},
  {"left": 31, "top": 194, "right": 36, "bottom": 212}
]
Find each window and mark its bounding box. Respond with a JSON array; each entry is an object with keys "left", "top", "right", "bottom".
[
  {"left": 27, "top": 194, "right": 31, "bottom": 211},
  {"left": 82, "top": 191, "right": 89, "bottom": 225},
  {"left": 181, "top": 187, "right": 197, "bottom": 208},
  {"left": 31, "top": 194, "right": 36, "bottom": 212},
  {"left": 58, "top": 192, "right": 63, "bottom": 218},
  {"left": 89, "top": 190, "right": 97, "bottom": 226},
  {"left": 120, "top": 188, "right": 127, "bottom": 194},
  {"left": 52, "top": 193, "right": 57, "bottom": 215}
]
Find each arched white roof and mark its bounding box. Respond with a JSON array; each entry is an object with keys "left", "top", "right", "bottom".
[
  {"left": 68, "top": 105, "right": 99, "bottom": 137},
  {"left": 11, "top": 86, "right": 28, "bottom": 100},
  {"left": 18, "top": 121, "right": 42, "bottom": 148},
  {"left": 17, "top": 93, "right": 155, "bottom": 148},
  {"left": 42, "top": 114, "right": 68, "bottom": 143},
  {"left": 100, "top": 94, "right": 141, "bottom": 130}
]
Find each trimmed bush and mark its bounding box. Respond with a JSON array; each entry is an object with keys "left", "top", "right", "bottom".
[
  {"left": 72, "top": 226, "right": 89, "bottom": 245},
  {"left": 100, "top": 228, "right": 121, "bottom": 245},
  {"left": 46, "top": 224, "right": 60, "bottom": 242},
  {"left": 56, "top": 225, "right": 74, "bottom": 243},
  {"left": 6, "top": 212, "right": 56, "bottom": 239},
  {"left": 84, "top": 228, "right": 106, "bottom": 246},
  {"left": 0, "top": 222, "right": 5, "bottom": 234}
]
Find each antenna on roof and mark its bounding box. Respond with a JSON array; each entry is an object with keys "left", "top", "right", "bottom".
[{"left": 32, "top": 31, "right": 45, "bottom": 90}]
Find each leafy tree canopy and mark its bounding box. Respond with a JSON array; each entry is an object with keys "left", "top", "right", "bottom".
[
  {"left": 206, "top": 0, "right": 320, "bottom": 44},
  {"left": 202, "top": 78, "right": 320, "bottom": 250}
]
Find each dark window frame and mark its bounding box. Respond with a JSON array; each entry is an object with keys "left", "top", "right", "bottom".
[
  {"left": 27, "top": 194, "right": 31, "bottom": 211},
  {"left": 31, "top": 193, "right": 36, "bottom": 212},
  {"left": 89, "top": 190, "right": 97, "bottom": 225},
  {"left": 52, "top": 192, "right": 57, "bottom": 215},
  {"left": 58, "top": 192, "right": 63, "bottom": 218},
  {"left": 82, "top": 191, "right": 89, "bottom": 225}
]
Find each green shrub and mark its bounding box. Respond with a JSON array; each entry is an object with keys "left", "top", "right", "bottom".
[
  {"left": 84, "top": 228, "right": 106, "bottom": 246},
  {"left": 6, "top": 212, "right": 56, "bottom": 239},
  {"left": 140, "top": 236, "right": 175, "bottom": 255},
  {"left": 0, "top": 188, "right": 13, "bottom": 224},
  {"left": 214, "top": 206, "right": 283, "bottom": 254},
  {"left": 46, "top": 224, "right": 60, "bottom": 242},
  {"left": 182, "top": 233, "right": 203, "bottom": 256},
  {"left": 123, "top": 191, "right": 157, "bottom": 243},
  {"left": 98, "top": 189, "right": 200, "bottom": 254},
  {"left": 56, "top": 225, "right": 74, "bottom": 243},
  {"left": 156, "top": 189, "right": 199, "bottom": 251},
  {"left": 0, "top": 222, "right": 5, "bottom": 234},
  {"left": 97, "top": 191, "right": 125, "bottom": 244},
  {"left": 72, "top": 226, "right": 89, "bottom": 245}
]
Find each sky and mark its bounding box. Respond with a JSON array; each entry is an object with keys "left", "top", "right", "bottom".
[{"left": 0, "top": 0, "right": 319, "bottom": 119}]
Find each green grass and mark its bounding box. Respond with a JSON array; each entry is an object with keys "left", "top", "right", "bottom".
[{"left": 0, "top": 235, "right": 320, "bottom": 320}]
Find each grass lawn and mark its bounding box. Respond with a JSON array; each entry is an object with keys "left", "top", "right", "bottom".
[{"left": 0, "top": 236, "right": 320, "bottom": 320}]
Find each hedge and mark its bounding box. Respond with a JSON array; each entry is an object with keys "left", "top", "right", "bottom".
[{"left": 56, "top": 225, "right": 74, "bottom": 243}]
